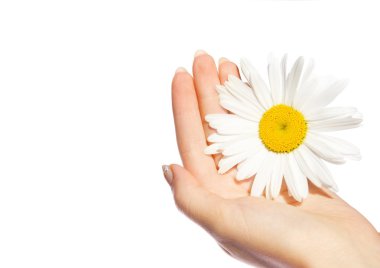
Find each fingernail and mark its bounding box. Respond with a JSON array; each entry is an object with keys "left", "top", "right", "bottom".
[
  {"left": 219, "top": 57, "right": 229, "bottom": 65},
  {"left": 194, "top": 49, "right": 207, "bottom": 58},
  {"left": 162, "top": 165, "right": 173, "bottom": 185},
  {"left": 175, "top": 67, "right": 187, "bottom": 74}
]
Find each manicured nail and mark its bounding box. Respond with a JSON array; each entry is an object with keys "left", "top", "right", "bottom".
[
  {"left": 194, "top": 49, "right": 207, "bottom": 57},
  {"left": 162, "top": 165, "right": 173, "bottom": 185},
  {"left": 175, "top": 67, "right": 187, "bottom": 74},
  {"left": 219, "top": 57, "right": 229, "bottom": 65}
]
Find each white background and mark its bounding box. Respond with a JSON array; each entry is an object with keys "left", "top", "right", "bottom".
[{"left": 0, "top": 1, "right": 379, "bottom": 267}]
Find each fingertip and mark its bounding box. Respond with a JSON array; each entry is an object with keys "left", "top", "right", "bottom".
[
  {"left": 175, "top": 67, "right": 187, "bottom": 74},
  {"left": 171, "top": 67, "right": 194, "bottom": 96},
  {"left": 169, "top": 163, "right": 181, "bottom": 174},
  {"left": 172, "top": 66, "right": 191, "bottom": 85},
  {"left": 168, "top": 164, "right": 188, "bottom": 189},
  {"left": 218, "top": 59, "right": 240, "bottom": 83},
  {"left": 172, "top": 67, "right": 191, "bottom": 79},
  {"left": 193, "top": 51, "right": 217, "bottom": 72},
  {"left": 170, "top": 164, "right": 195, "bottom": 186},
  {"left": 218, "top": 57, "right": 229, "bottom": 66},
  {"left": 194, "top": 49, "right": 207, "bottom": 58},
  {"left": 162, "top": 165, "right": 173, "bottom": 186}
]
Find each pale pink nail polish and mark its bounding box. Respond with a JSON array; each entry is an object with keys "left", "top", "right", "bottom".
[
  {"left": 219, "top": 57, "right": 229, "bottom": 65},
  {"left": 194, "top": 49, "right": 207, "bottom": 57},
  {"left": 162, "top": 165, "right": 173, "bottom": 185},
  {"left": 175, "top": 67, "right": 187, "bottom": 74}
]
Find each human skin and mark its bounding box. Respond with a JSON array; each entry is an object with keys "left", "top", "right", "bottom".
[{"left": 163, "top": 50, "right": 380, "bottom": 268}]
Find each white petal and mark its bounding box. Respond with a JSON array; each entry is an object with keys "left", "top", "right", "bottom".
[
  {"left": 293, "top": 147, "right": 322, "bottom": 188},
  {"left": 206, "top": 114, "right": 257, "bottom": 135},
  {"left": 280, "top": 54, "right": 287, "bottom": 103},
  {"left": 270, "top": 154, "right": 284, "bottom": 199},
  {"left": 218, "top": 152, "right": 249, "bottom": 174},
  {"left": 216, "top": 84, "right": 228, "bottom": 95},
  {"left": 290, "top": 153, "right": 309, "bottom": 200},
  {"left": 292, "top": 77, "right": 320, "bottom": 111},
  {"left": 205, "top": 113, "right": 235, "bottom": 122},
  {"left": 223, "top": 137, "right": 261, "bottom": 156},
  {"left": 219, "top": 96, "right": 261, "bottom": 122},
  {"left": 205, "top": 136, "right": 259, "bottom": 156},
  {"left": 306, "top": 106, "right": 359, "bottom": 121},
  {"left": 308, "top": 114, "right": 362, "bottom": 132},
  {"left": 207, "top": 133, "right": 250, "bottom": 143},
  {"left": 240, "top": 58, "right": 273, "bottom": 109},
  {"left": 308, "top": 132, "right": 361, "bottom": 161},
  {"left": 301, "top": 78, "right": 349, "bottom": 113},
  {"left": 284, "top": 153, "right": 308, "bottom": 202},
  {"left": 265, "top": 176, "right": 272, "bottom": 200},
  {"left": 295, "top": 145, "right": 338, "bottom": 191},
  {"left": 293, "top": 59, "right": 316, "bottom": 109},
  {"left": 304, "top": 133, "right": 346, "bottom": 164},
  {"left": 300, "top": 58, "right": 315, "bottom": 85},
  {"left": 283, "top": 161, "right": 296, "bottom": 199},
  {"left": 284, "top": 56, "right": 304, "bottom": 106},
  {"left": 250, "top": 152, "right": 274, "bottom": 197},
  {"left": 225, "top": 75, "right": 264, "bottom": 113},
  {"left": 236, "top": 147, "right": 267, "bottom": 180},
  {"left": 204, "top": 143, "right": 223, "bottom": 155},
  {"left": 267, "top": 54, "right": 283, "bottom": 104}
]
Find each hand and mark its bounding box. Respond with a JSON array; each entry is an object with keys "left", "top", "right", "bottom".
[{"left": 163, "top": 50, "right": 380, "bottom": 267}]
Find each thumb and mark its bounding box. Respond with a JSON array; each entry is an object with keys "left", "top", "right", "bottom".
[{"left": 162, "top": 164, "right": 227, "bottom": 231}]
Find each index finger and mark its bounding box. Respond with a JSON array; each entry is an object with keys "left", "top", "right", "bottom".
[{"left": 172, "top": 68, "right": 217, "bottom": 177}]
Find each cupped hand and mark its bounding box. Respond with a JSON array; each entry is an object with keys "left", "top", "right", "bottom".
[{"left": 164, "top": 51, "right": 380, "bottom": 268}]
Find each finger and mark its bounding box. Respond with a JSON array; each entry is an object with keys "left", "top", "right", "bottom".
[
  {"left": 193, "top": 50, "right": 227, "bottom": 141},
  {"left": 216, "top": 58, "right": 254, "bottom": 194},
  {"left": 169, "top": 164, "right": 228, "bottom": 231},
  {"left": 172, "top": 67, "right": 216, "bottom": 177},
  {"left": 218, "top": 57, "right": 241, "bottom": 83},
  {"left": 213, "top": 58, "right": 242, "bottom": 165}
]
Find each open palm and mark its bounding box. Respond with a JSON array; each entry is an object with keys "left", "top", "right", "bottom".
[{"left": 167, "top": 51, "right": 380, "bottom": 267}]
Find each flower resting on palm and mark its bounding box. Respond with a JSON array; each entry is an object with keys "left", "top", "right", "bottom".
[{"left": 205, "top": 55, "right": 362, "bottom": 202}]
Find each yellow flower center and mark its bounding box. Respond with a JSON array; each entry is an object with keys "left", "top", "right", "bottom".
[{"left": 259, "top": 104, "right": 307, "bottom": 153}]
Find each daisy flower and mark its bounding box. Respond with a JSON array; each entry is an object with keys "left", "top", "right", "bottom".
[{"left": 205, "top": 55, "right": 362, "bottom": 202}]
